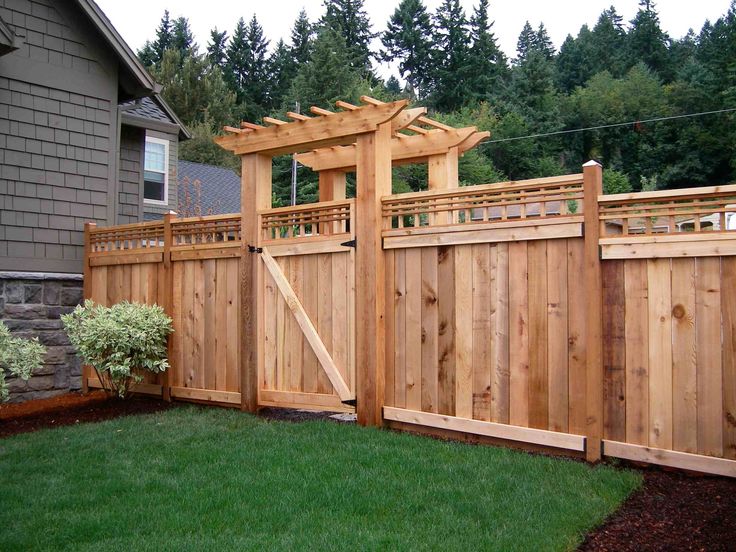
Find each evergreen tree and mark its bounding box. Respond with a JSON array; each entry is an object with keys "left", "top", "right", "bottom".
[
  {"left": 431, "top": 0, "right": 473, "bottom": 111},
  {"left": 291, "top": 9, "right": 313, "bottom": 66},
  {"left": 467, "top": 0, "right": 507, "bottom": 101},
  {"left": 287, "top": 27, "right": 365, "bottom": 109},
  {"left": 381, "top": 0, "right": 434, "bottom": 99},
  {"left": 269, "top": 39, "right": 297, "bottom": 111},
  {"left": 207, "top": 29, "right": 228, "bottom": 68},
  {"left": 627, "top": 0, "right": 672, "bottom": 79},
  {"left": 138, "top": 10, "right": 173, "bottom": 66},
  {"left": 385, "top": 75, "right": 403, "bottom": 96},
  {"left": 556, "top": 26, "right": 595, "bottom": 93},
  {"left": 515, "top": 21, "right": 537, "bottom": 65},
  {"left": 534, "top": 23, "right": 555, "bottom": 60},
  {"left": 225, "top": 18, "right": 248, "bottom": 97},
  {"left": 224, "top": 15, "right": 271, "bottom": 119},
  {"left": 171, "top": 16, "right": 196, "bottom": 58},
  {"left": 321, "top": 0, "right": 375, "bottom": 75},
  {"left": 590, "top": 6, "right": 627, "bottom": 77}
]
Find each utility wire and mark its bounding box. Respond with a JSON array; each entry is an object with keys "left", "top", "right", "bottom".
[{"left": 482, "top": 107, "right": 736, "bottom": 145}]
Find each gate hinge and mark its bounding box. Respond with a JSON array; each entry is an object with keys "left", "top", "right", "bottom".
[
  {"left": 341, "top": 398, "right": 357, "bottom": 407},
  {"left": 248, "top": 245, "right": 263, "bottom": 254},
  {"left": 340, "top": 238, "right": 356, "bottom": 248}
]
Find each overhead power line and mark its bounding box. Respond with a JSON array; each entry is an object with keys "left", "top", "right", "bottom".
[{"left": 482, "top": 107, "right": 736, "bottom": 145}]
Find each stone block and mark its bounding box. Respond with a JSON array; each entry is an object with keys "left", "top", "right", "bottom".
[
  {"left": 60, "top": 287, "right": 83, "bottom": 306},
  {"left": 53, "top": 365, "right": 69, "bottom": 388},
  {"left": 38, "top": 330, "right": 70, "bottom": 347},
  {"left": 24, "top": 284, "right": 42, "bottom": 304},
  {"left": 26, "top": 375, "right": 55, "bottom": 391},
  {"left": 5, "top": 281, "right": 24, "bottom": 303},
  {"left": 3, "top": 303, "right": 48, "bottom": 319},
  {"left": 43, "top": 282, "right": 61, "bottom": 305},
  {"left": 48, "top": 306, "right": 75, "bottom": 319}
]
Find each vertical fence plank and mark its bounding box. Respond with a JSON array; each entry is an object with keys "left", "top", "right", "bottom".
[
  {"left": 214, "top": 260, "right": 228, "bottom": 391},
  {"left": 528, "top": 239, "right": 548, "bottom": 430},
  {"left": 263, "top": 264, "right": 277, "bottom": 391},
  {"left": 472, "top": 244, "right": 491, "bottom": 421},
  {"left": 405, "top": 248, "right": 423, "bottom": 410},
  {"left": 170, "top": 262, "right": 182, "bottom": 388},
  {"left": 437, "top": 245, "right": 456, "bottom": 416},
  {"left": 302, "top": 255, "right": 320, "bottom": 394},
  {"left": 275, "top": 259, "right": 288, "bottom": 392},
  {"left": 602, "top": 260, "right": 626, "bottom": 442},
  {"left": 696, "top": 257, "right": 723, "bottom": 457},
  {"left": 332, "top": 252, "right": 349, "bottom": 394},
  {"left": 193, "top": 260, "right": 206, "bottom": 389},
  {"left": 648, "top": 258, "right": 673, "bottom": 450},
  {"left": 567, "top": 239, "right": 587, "bottom": 435},
  {"left": 722, "top": 257, "right": 736, "bottom": 460},
  {"left": 454, "top": 245, "right": 473, "bottom": 419},
  {"left": 492, "top": 243, "right": 510, "bottom": 424},
  {"left": 509, "top": 241, "right": 530, "bottom": 427},
  {"left": 547, "top": 239, "right": 569, "bottom": 433},
  {"left": 289, "top": 256, "right": 304, "bottom": 392},
  {"left": 421, "top": 247, "right": 439, "bottom": 413},
  {"left": 394, "top": 249, "right": 407, "bottom": 409},
  {"left": 182, "top": 260, "right": 195, "bottom": 387},
  {"left": 624, "top": 259, "right": 649, "bottom": 445},
  {"left": 384, "top": 250, "right": 395, "bottom": 407},
  {"left": 317, "top": 253, "right": 334, "bottom": 395},
  {"left": 203, "top": 259, "right": 217, "bottom": 391},
  {"left": 671, "top": 258, "right": 697, "bottom": 453}
]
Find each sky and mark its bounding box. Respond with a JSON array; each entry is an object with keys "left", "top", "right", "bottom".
[{"left": 96, "top": 0, "right": 732, "bottom": 79}]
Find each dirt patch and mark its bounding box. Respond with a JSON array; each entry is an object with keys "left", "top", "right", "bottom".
[
  {"left": 579, "top": 467, "right": 736, "bottom": 551},
  {"left": 257, "top": 406, "right": 354, "bottom": 423},
  {"left": 0, "top": 391, "right": 172, "bottom": 438}
]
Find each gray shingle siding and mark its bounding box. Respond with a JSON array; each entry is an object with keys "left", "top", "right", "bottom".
[
  {"left": 0, "top": 0, "right": 119, "bottom": 273},
  {"left": 118, "top": 125, "right": 143, "bottom": 224}
]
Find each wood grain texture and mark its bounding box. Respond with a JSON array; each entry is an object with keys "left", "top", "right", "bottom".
[
  {"left": 509, "top": 241, "right": 530, "bottom": 427},
  {"left": 647, "top": 258, "right": 673, "bottom": 450},
  {"left": 527, "top": 239, "right": 548, "bottom": 430},
  {"left": 421, "top": 247, "right": 439, "bottom": 413},
  {"left": 623, "top": 260, "right": 649, "bottom": 445},
  {"left": 602, "top": 260, "right": 626, "bottom": 442}
]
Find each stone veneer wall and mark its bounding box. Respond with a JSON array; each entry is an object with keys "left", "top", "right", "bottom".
[{"left": 0, "top": 272, "right": 83, "bottom": 402}]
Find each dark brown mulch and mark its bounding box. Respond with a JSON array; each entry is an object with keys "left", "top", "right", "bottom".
[
  {"left": 579, "top": 467, "right": 736, "bottom": 551},
  {"left": 0, "top": 391, "right": 172, "bottom": 438}
]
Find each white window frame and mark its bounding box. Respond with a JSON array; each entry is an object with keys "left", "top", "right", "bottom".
[{"left": 143, "top": 136, "right": 169, "bottom": 206}]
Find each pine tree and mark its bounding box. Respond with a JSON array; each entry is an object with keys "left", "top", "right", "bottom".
[
  {"left": 137, "top": 10, "right": 173, "bottom": 66},
  {"left": 225, "top": 18, "right": 249, "bottom": 99},
  {"left": 590, "top": 6, "right": 627, "bottom": 77},
  {"left": 515, "top": 21, "right": 537, "bottom": 65},
  {"left": 556, "top": 25, "right": 595, "bottom": 93},
  {"left": 467, "top": 0, "right": 507, "bottom": 101},
  {"left": 431, "top": 0, "right": 473, "bottom": 111},
  {"left": 269, "top": 39, "right": 297, "bottom": 111},
  {"left": 321, "top": 0, "right": 375, "bottom": 75},
  {"left": 207, "top": 29, "right": 228, "bottom": 68},
  {"left": 291, "top": 9, "right": 313, "bottom": 66},
  {"left": 534, "top": 23, "right": 555, "bottom": 60},
  {"left": 627, "top": 0, "right": 672, "bottom": 79},
  {"left": 172, "top": 17, "right": 195, "bottom": 56},
  {"left": 244, "top": 14, "right": 271, "bottom": 112},
  {"left": 381, "top": 0, "right": 434, "bottom": 99}
]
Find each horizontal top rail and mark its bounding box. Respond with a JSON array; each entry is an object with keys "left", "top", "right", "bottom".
[
  {"left": 89, "top": 220, "right": 165, "bottom": 253},
  {"left": 598, "top": 182, "right": 736, "bottom": 237},
  {"left": 260, "top": 199, "right": 354, "bottom": 242},
  {"left": 171, "top": 213, "right": 241, "bottom": 247},
  {"left": 382, "top": 174, "right": 584, "bottom": 231}
]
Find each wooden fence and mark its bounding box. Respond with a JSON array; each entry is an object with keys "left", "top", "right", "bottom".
[{"left": 83, "top": 167, "right": 736, "bottom": 477}]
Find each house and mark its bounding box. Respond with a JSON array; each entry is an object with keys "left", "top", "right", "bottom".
[
  {"left": 0, "top": 0, "right": 189, "bottom": 401},
  {"left": 177, "top": 160, "right": 240, "bottom": 217}
]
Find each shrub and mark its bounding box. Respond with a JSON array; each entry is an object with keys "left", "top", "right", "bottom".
[
  {"left": 0, "top": 322, "right": 46, "bottom": 402},
  {"left": 62, "top": 300, "right": 173, "bottom": 399},
  {"left": 602, "top": 169, "right": 633, "bottom": 195}
]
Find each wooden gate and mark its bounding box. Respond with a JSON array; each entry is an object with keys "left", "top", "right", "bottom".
[{"left": 257, "top": 200, "right": 356, "bottom": 412}]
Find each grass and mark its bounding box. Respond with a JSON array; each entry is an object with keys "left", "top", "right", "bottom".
[{"left": 0, "top": 406, "right": 640, "bottom": 551}]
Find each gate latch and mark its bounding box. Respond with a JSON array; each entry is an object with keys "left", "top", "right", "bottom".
[
  {"left": 340, "top": 239, "right": 356, "bottom": 248},
  {"left": 248, "top": 244, "right": 263, "bottom": 254}
]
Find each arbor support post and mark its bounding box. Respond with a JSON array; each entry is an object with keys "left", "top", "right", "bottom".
[
  {"left": 355, "top": 123, "right": 392, "bottom": 425},
  {"left": 240, "top": 153, "right": 272, "bottom": 412},
  {"left": 583, "top": 160, "right": 604, "bottom": 462}
]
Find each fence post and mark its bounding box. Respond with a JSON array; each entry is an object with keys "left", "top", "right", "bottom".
[
  {"left": 81, "top": 222, "right": 95, "bottom": 394},
  {"left": 583, "top": 160, "right": 604, "bottom": 462},
  {"left": 162, "top": 213, "right": 173, "bottom": 402},
  {"left": 355, "top": 123, "right": 392, "bottom": 426},
  {"left": 240, "top": 154, "right": 273, "bottom": 413}
]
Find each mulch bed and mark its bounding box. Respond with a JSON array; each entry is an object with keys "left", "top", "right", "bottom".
[
  {"left": 580, "top": 467, "right": 736, "bottom": 551},
  {"left": 0, "top": 391, "right": 171, "bottom": 438},
  {"left": 1, "top": 397, "right": 733, "bottom": 550}
]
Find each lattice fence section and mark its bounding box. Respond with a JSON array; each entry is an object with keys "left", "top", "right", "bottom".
[
  {"left": 382, "top": 175, "right": 584, "bottom": 230},
  {"left": 599, "top": 184, "right": 736, "bottom": 237},
  {"left": 171, "top": 214, "right": 241, "bottom": 246},
  {"left": 260, "top": 200, "right": 354, "bottom": 241},
  {"left": 89, "top": 221, "right": 165, "bottom": 252}
]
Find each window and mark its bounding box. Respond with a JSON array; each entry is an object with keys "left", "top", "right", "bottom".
[{"left": 144, "top": 137, "right": 168, "bottom": 204}]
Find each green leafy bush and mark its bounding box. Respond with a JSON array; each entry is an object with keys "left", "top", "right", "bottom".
[
  {"left": 62, "top": 301, "right": 173, "bottom": 399},
  {"left": 0, "top": 322, "right": 46, "bottom": 402}
]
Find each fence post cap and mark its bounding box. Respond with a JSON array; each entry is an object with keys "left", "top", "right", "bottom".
[{"left": 583, "top": 160, "right": 602, "bottom": 168}]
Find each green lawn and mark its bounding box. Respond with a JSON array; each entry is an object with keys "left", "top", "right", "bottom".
[{"left": 0, "top": 406, "right": 640, "bottom": 551}]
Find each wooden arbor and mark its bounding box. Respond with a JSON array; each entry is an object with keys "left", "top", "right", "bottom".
[{"left": 215, "top": 96, "right": 489, "bottom": 425}]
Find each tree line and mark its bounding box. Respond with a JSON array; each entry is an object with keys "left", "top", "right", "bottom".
[{"left": 137, "top": 0, "right": 736, "bottom": 204}]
